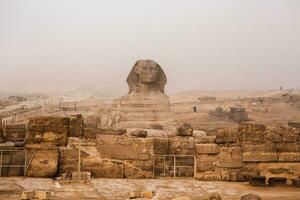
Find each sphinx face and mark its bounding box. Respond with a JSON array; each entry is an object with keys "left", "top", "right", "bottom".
[{"left": 135, "top": 62, "right": 159, "bottom": 83}]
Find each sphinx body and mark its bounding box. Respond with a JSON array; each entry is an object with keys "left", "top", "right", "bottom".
[{"left": 113, "top": 59, "right": 177, "bottom": 133}]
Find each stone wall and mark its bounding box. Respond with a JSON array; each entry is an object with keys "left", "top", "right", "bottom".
[
  {"left": 195, "top": 123, "right": 300, "bottom": 182},
  {"left": 14, "top": 116, "right": 300, "bottom": 181}
]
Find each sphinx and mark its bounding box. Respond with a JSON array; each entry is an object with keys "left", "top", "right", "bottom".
[{"left": 113, "top": 59, "right": 177, "bottom": 133}]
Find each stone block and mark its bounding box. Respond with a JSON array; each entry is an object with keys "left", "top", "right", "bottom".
[
  {"left": 243, "top": 152, "right": 278, "bottom": 162},
  {"left": 278, "top": 152, "right": 300, "bottom": 162},
  {"left": 82, "top": 158, "right": 123, "bottom": 178},
  {"left": 197, "top": 154, "right": 218, "bottom": 172},
  {"left": 141, "top": 191, "right": 155, "bottom": 198},
  {"left": 292, "top": 178, "right": 300, "bottom": 187},
  {"left": 129, "top": 190, "right": 141, "bottom": 198},
  {"left": 35, "top": 191, "right": 50, "bottom": 200},
  {"left": 238, "top": 123, "right": 265, "bottom": 142},
  {"left": 215, "top": 128, "right": 237, "bottom": 144},
  {"left": 71, "top": 171, "right": 91, "bottom": 180},
  {"left": 268, "top": 177, "right": 287, "bottom": 186},
  {"left": 275, "top": 143, "right": 299, "bottom": 152},
  {"left": 241, "top": 194, "right": 262, "bottom": 200},
  {"left": 177, "top": 124, "right": 193, "bottom": 136},
  {"left": 27, "top": 116, "right": 69, "bottom": 146},
  {"left": 130, "top": 129, "right": 148, "bottom": 138},
  {"left": 205, "top": 193, "right": 223, "bottom": 200},
  {"left": 26, "top": 150, "right": 59, "bottom": 177},
  {"left": 218, "top": 147, "right": 243, "bottom": 168},
  {"left": 249, "top": 176, "right": 266, "bottom": 187},
  {"left": 21, "top": 191, "right": 35, "bottom": 200},
  {"left": 196, "top": 144, "right": 220, "bottom": 154}
]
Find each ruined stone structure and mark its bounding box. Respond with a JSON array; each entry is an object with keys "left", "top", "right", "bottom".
[{"left": 113, "top": 60, "right": 177, "bottom": 133}]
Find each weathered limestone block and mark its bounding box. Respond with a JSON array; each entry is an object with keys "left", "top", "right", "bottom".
[
  {"left": 215, "top": 127, "right": 237, "bottom": 144},
  {"left": 292, "top": 178, "right": 300, "bottom": 187},
  {"left": 153, "top": 138, "right": 170, "bottom": 155},
  {"left": 97, "top": 137, "right": 153, "bottom": 161},
  {"left": 197, "top": 154, "right": 218, "bottom": 172},
  {"left": 205, "top": 193, "right": 223, "bottom": 200},
  {"left": 35, "top": 191, "right": 50, "bottom": 200},
  {"left": 130, "top": 129, "right": 148, "bottom": 138},
  {"left": 238, "top": 123, "right": 266, "bottom": 142},
  {"left": 269, "top": 126, "right": 299, "bottom": 143},
  {"left": 241, "top": 194, "right": 262, "bottom": 200},
  {"left": 82, "top": 158, "right": 123, "bottom": 178},
  {"left": 177, "top": 123, "right": 193, "bottom": 137},
  {"left": 249, "top": 176, "right": 266, "bottom": 187},
  {"left": 243, "top": 152, "right": 278, "bottom": 162},
  {"left": 194, "top": 135, "right": 216, "bottom": 144},
  {"left": 278, "top": 152, "right": 300, "bottom": 162},
  {"left": 27, "top": 117, "right": 69, "bottom": 146},
  {"left": 242, "top": 144, "right": 275, "bottom": 152},
  {"left": 141, "top": 191, "right": 155, "bottom": 198},
  {"left": 169, "top": 137, "right": 195, "bottom": 155},
  {"left": 268, "top": 177, "right": 287, "bottom": 186},
  {"left": 26, "top": 149, "right": 59, "bottom": 177},
  {"left": 21, "top": 191, "right": 35, "bottom": 200},
  {"left": 218, "top": 147, "right": 243, "bottom": 168},
  {"left": 196, "top": 144, "right": 220, "bottom": 154},
  {"left": 71, "top": 171, "right": 91, "bottom": 180},
  {"left": 275, "top": 143, "right": 299, "bottom": 152},
  {"left": 257, "top": 163, "right": 300, "bottom": 180},
  {"left": 124, "top": 161, "right": 153, "bottom": 178}
]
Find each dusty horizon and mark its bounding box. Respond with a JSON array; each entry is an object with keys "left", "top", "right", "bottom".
[{"left": 1, "top": 0, "right": 300, "bottom": 93}]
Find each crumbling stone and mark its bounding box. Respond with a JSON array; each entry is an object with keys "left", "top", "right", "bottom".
[
  {"left": 35, "top": 191, "right": 50, "bottom": 200},
  {"left": 215, "top": 127, "right": 237, "bottom": 144},
  {"left": 268, "top": 177, "right": 287, "bottom": 186},
  {"left": 21, "top": 191, "right": 35, "bottom": 200},
  {"left": 26, "top": 116, "right": 69, "bottom": 146},
  {"left": 131, "top": 130, "right": 148, "bottom": 138},
  {"left": 249, "top": 176, "right": 266, "bottom": 187},
  {"left": 177, "top": 123, "right": 193, "bottom": 136},
  {"left": 71, "top": 171, "right": 91, "bottom": 180},
  {"left": 240, "top": 194, "right": 262, "bottom": 200},
  {"left": 205, "top": 193, "right": 222, "bottom": 200},
  {"left": 218, "top": 147, "right": 243, "bottom": 168},
  {"left": 292, "top": 178, "right": 300, "bottom": 187},
  {"left": 26, "top": 147, "right": 59, "bottom": 178}
]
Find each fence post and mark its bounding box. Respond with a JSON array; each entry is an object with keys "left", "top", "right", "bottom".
[
  {"left": 24, "top": 150, "right": 27, "bottom": 176},
  {"left": 164, "top": 156, "right": 166, "bottom": 177},
  {"left": 0, "top": 150, "right": 2, "bottom": 177},
  {"left": 173, "top": 156, "right": 176, "bottom": 178}
]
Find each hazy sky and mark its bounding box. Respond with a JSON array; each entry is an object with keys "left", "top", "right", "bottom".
[{"left": 0, "top": 0, "right": 299, "bottom": 93}]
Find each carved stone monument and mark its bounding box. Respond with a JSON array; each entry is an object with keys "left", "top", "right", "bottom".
[{"left": 113, "top": 59, "right": 177, "bottom": 133}]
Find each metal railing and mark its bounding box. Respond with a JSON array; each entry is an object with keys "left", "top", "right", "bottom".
[
  {"left": 153, "top": 155, "right": 196, "bottom": 178},
  {"left": 0, "top": 150, "right": 35, "bottom": 177}
]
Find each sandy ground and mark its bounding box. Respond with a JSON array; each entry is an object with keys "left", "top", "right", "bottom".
[{"left": 0, "top": 178, "right": 299, "bottom": 200}]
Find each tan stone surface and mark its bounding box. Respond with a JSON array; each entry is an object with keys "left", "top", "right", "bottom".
[{"left": 196, "top": 144, "right": 220, "bottom": 154}]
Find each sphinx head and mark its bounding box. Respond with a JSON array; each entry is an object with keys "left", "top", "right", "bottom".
[
  {"left": 127, "top": 59, "right": 167, "bottom": 94},
  {"left": 134, "top": 60, "right": 160, "bottom": 83}
]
